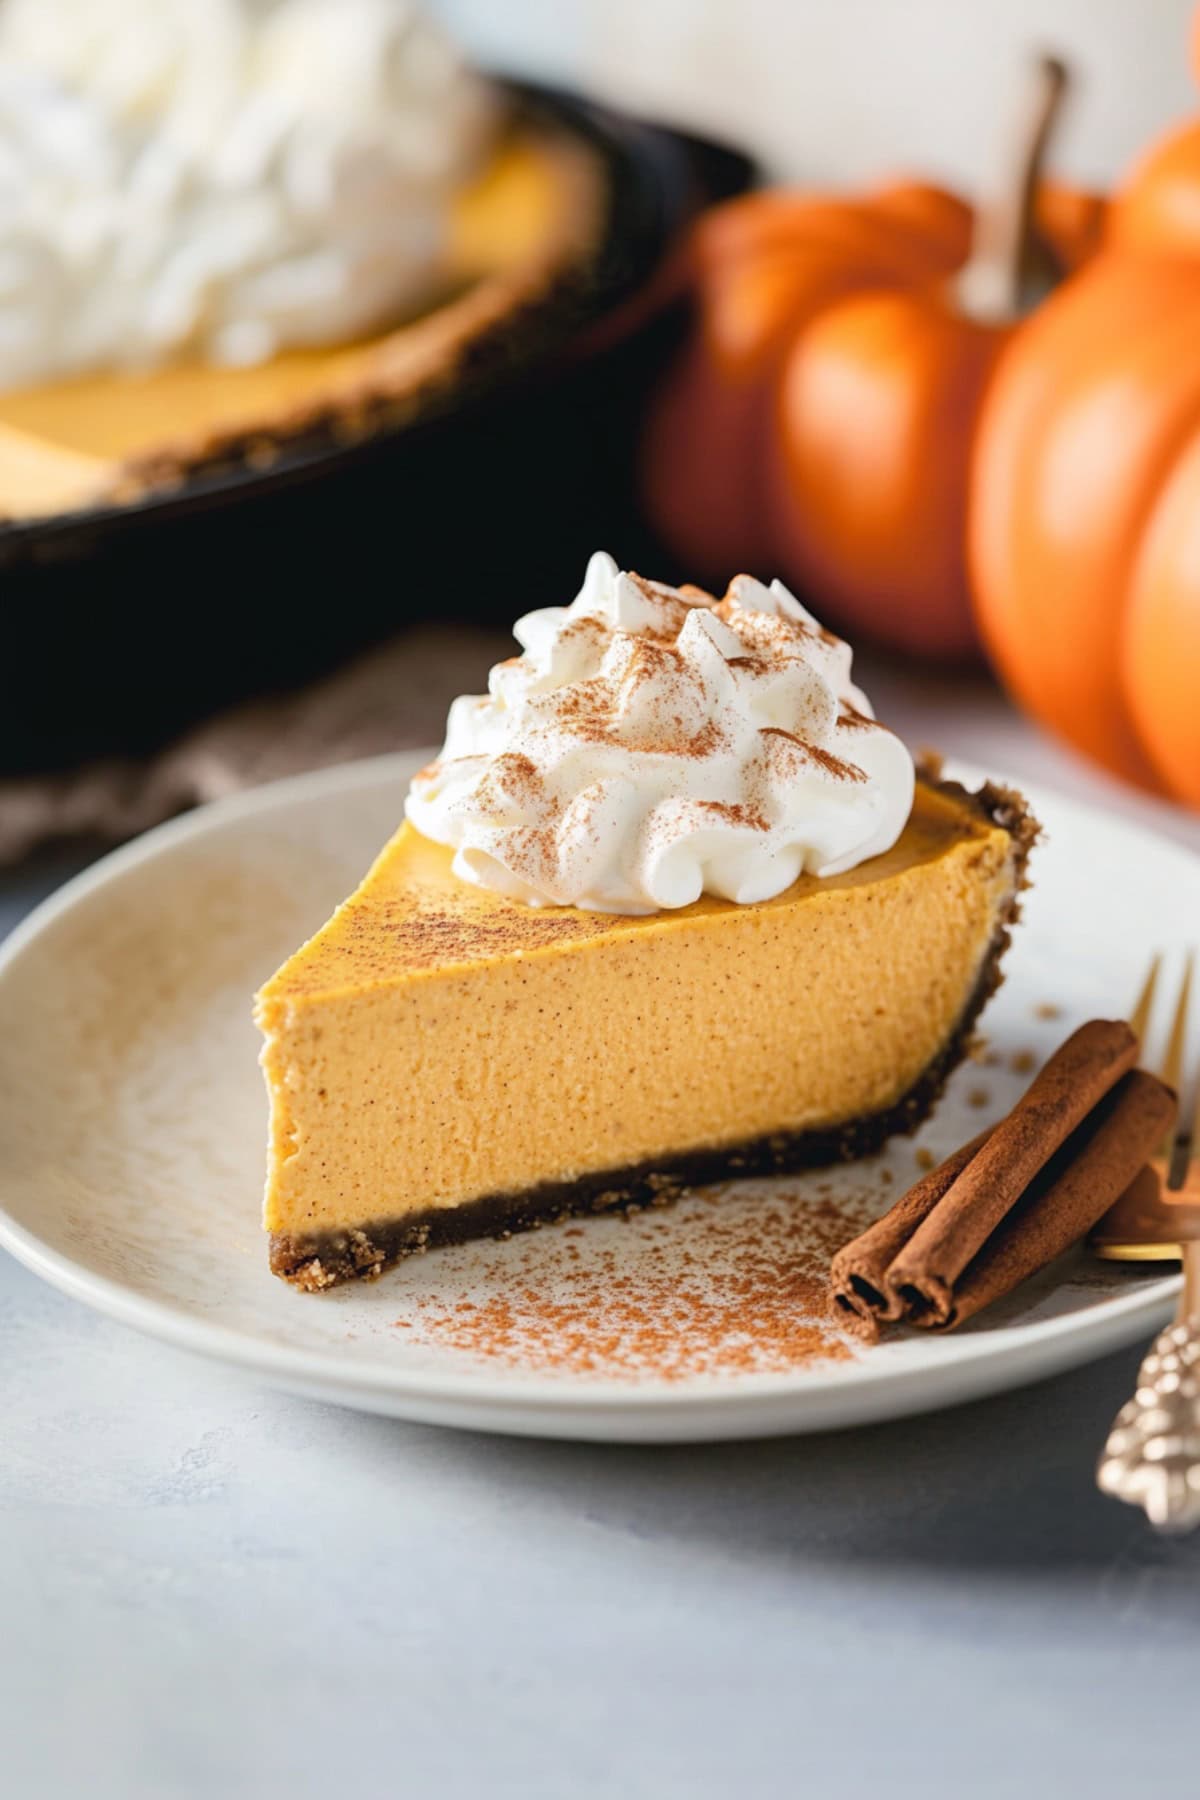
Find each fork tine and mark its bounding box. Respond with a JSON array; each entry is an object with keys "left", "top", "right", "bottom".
[
  {"left": 1134, "top": 950, "right": 1194, "bottom": 1184},
  {"left": 1166, "top": 953, "right": 1197, "bottom": 1191},
  {"left": 1130, "top": 953, "right": 1161, "bottom": 1043},
  {"left": 1160, "top": 952, "right": 1192, "bottom": 1093}
]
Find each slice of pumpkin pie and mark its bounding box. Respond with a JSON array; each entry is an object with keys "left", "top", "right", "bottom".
[{"left": 255, "top": 554, "right": 1035, "bottom": 1288}]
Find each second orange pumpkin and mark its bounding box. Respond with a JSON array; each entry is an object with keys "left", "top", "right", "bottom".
[
  {"left": 970, "top": 253, "right": 1200, "bottom": 809},
  {"left": 642, "top": 175, "right": 1102, "bottom": 660}
]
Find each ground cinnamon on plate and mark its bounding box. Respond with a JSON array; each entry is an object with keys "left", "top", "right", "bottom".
[{"left": 393, "top": 1184, "right": 878, "bottom": 1380}]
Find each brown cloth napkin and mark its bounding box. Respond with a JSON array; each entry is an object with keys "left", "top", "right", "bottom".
[{"left": 0, "top": 626, "right": 509, "bottom": 866}]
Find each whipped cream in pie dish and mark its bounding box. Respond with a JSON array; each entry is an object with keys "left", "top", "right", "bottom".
[
  {"left": 0, "top": 0, "right": 497, "bottom": 387},
  {"left": 406, "top": 552, "right": 915, "bottom": 914}
]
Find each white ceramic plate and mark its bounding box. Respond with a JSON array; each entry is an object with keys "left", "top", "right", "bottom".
[{"left": 0, "top": 752, "right": 1191, "bottom": 1443}]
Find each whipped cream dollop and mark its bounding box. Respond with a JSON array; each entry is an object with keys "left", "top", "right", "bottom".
[
  {"left": 407, "top": 553, "right": 915, "bottom": 915},
  {"left": 0, "top": 0, "right": 496, "bottom": 388}
]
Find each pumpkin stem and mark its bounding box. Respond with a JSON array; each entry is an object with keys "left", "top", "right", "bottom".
[{"left": 958, "top": 54, "right": 1070, "bottom": 321}]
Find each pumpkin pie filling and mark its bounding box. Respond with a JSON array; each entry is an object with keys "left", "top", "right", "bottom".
[{"left": 258, "top": 775, "right": 1033, "bottom": 1289}]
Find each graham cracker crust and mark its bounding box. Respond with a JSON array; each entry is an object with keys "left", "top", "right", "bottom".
[{"left": 271, "top": 768, "right": 1039, "bottom": 1291}]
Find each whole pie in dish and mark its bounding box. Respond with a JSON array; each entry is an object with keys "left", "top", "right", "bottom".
[
  {"left": 0, "top": 0, "right": 606, "bottom": 522},
  {"left": 255, "top": 555, "right": 1037, "bottom": 1289}
]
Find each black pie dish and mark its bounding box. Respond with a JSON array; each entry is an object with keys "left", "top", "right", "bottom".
[{"left": 0, "top": 82, "right": 753, "bottom": 778}]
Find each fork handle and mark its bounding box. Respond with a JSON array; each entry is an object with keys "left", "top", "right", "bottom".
[{"left": 1097, "top": 1242, "right": 1200, "bottom": 1532}]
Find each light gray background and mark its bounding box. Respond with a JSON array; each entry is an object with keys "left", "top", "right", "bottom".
[
  {"left": 4, "top": 669, "right": 1200, "bottom": 1800},
  {"left": 443, "top": 0, "right": 1197, "bottom": 188},
  {"left": 4, "top": 1255, "right": 1200, "bottom": 1800}
]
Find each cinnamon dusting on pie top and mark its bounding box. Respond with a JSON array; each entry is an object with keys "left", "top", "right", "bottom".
[{"left": 267, "top": 775, "right": 994, "bottom": 989}]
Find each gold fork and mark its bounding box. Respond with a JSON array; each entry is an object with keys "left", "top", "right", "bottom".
[{"left": 1095, "top": 952, "right": 1200, "bottom": 1531}]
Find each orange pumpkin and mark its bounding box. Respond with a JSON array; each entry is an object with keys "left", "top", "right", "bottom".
[
  {"left": 1103, "top": 0, "right": 1200, "bottom": 261},
  {"left": 642, "top": 64, "right": 1103, "bottom": 661},
  {"left": 971, "top": 53, "right": 1200, "bottom": 808},
  {"left": 643, "top": 181, "right": 973, "bottom": 653},
  {"left": 1107, "top": 120, "right": 1200, "bottom": 258},
  {"left": 970, "top": 258, "right": 1200, "bottom": 803}
]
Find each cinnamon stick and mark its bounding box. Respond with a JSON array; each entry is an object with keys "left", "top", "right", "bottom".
[
  {"left": 831, "top": 1129, "right": 991, "bottom": 1324},
  {"left": 886, "top": 1019, "right": 1138, "bottom": 1323},
  {"left": 914, "top": 1070, "right": 1177, "bottom": 1330}
]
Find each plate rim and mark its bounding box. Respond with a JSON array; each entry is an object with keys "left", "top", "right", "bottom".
[{"left": 0, "top": 750, "right": 1188, "bottom": 1430}]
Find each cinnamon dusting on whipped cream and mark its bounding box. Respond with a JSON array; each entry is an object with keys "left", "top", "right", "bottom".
[{"left": 406, "top": 552, "right": 914, "bottom": 914}]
